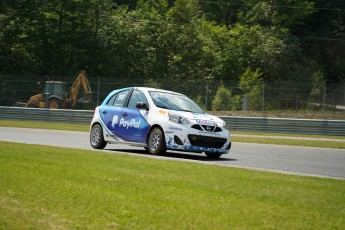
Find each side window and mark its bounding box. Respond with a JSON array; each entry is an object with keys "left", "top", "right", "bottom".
[
  {"left": 113, "top": 90, "right": 130, "bottom": 106},
  {"left": 106, "top": 94, "right": 117, "bottom": 106},
  {"left": 106, "top": 90, "right": 130, "bottom": 107},
  {"left": 127, "top": 90, "right": 148, "bottom": 109}
]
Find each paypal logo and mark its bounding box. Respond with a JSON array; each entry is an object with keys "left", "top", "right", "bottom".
[
  {"left": 111, "top": 115, "right": 141, "bottom": 129},
  {"left": 119, "top": 118, "right": 141, "bottom": 129},
  {"left": 111, "top": 115, "right": 119, "bottom": 128}
]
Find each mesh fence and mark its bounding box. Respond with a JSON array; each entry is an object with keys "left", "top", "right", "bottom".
[{"left": 1, "top": 74, "right": 345, "bottom": 117}]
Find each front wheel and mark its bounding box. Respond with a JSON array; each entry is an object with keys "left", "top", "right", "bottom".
[
  {"left": 90, "top": 124, "right": 107, "bottom": 149},
  {"left": 147, "top": 127, "right": 166, "bottom": 155},
  {"left": 205, "top": 152, "right": 222, "bottom": 159}
]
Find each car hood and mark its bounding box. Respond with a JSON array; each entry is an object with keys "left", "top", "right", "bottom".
[{"left": 174, "top": 111, "right": 224, "bottom": 127}]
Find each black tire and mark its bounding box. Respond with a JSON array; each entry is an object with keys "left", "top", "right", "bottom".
[
  {"left": 90, "top": 124, "right": 107, "bottom": 149},
  {"left": 48, "top": 98, "right": 61, "bottom": 109},
  {"left": 205, "top": 152, "right": 222, "bottom": 159},
  {"left": 147, "top": 127, "right": 166, "bottom": 155}
]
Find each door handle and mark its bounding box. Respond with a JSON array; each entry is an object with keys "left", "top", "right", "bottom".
[
  {"left": 102, "top": 110, "right": 107, "bottom": 114},
  {"left": 122, "top": 112, "right": 128, "bottom": 117}
]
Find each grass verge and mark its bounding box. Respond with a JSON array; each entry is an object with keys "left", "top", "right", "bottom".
[
  {"left": 1, "top": 119, "right": 344, "bottom": 149},
  {"left": 1, "top": 142, "right": 345, "bottom": 229},
  {"left": 233, "top": 131, "right": 345, "bottom": 140},
  {"left": 232, "top": 136, "right": 345, "bottom": 149},
  {"left": 0, "top": 119, "right": 89, "bottom": 132}
]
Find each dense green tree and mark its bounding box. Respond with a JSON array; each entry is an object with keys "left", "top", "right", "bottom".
[
  {"left": 199, "top": 0, "right": 242, "bottom": 25},
  {"left": 295, "top": 0, "right": 345, "bottom": 83},
  {"left": 238, "top": 67, "right": 263, "bottom": 110},
  {"left": 212, "top": 84, "right": 232, "bottom": 111},
  {"left": 0, "top": 0, "right": 344, "bottom": 88},
  {"left": 0, "top": 0, "right": 120, "bottom": 77}
]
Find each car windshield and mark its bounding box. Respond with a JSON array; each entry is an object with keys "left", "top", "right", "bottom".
[{"left": 149, "top": 91, "right": 205, "bottom": 114}]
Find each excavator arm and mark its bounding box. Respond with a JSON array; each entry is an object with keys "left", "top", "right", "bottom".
[{"left": 69, "top": 70, "right": 92, "bottom": 107}]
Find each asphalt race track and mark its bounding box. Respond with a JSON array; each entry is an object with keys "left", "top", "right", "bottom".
[{"left": 1, "top": 127, "right": 345, "bottom": 180}]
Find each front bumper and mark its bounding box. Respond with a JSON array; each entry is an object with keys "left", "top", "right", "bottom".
[{"left": 163, "top": 123, "right": 231, "bottom": 154}]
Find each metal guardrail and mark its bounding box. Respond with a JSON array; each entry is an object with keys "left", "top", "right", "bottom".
[
  {"left": 0, "top": 106, "right": 93, "bottom": 124},
  {"left": 0, "top": 106, "right": 344, "bottom": 136},
  {"left": 222, "top": 117, "right": 345, "bottom": 136}
]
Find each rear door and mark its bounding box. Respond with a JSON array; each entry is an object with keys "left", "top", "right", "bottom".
[
  {"left": 99, "top": 89, "right": 131, "bottom": 141},
  {"left": 116, "top": 89, "right": 151, "bottom": 143}
]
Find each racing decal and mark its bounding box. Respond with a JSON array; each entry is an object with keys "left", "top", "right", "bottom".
[
  {"left": 111, "top": 115, "right": 141, "bottom": 129},
  {"left": 119, "top": 118, "right": 141, "bottom": 129},
  {"left": 98, "top": 106, "right": 151, "bottom": 144},
  {"left": 169, "top": 127, "right": 182, "bottom": 131},
  {"left": 111, "top": 108, "right": 150, "bottom": 144},
  {"left": 111, "top": 115, "right": 119, "bottom": 128},
  {"left": 98, "top": 111, "right": 123, "bottom": 142},
  {"left": 117, "top": 94, "right": 126, "bottom": 101},
  {"left": 111, "top": 115, "right": 142, "bottom": 129},
  {"left": 199, "top": 131, "right": 220, "bottom": 136},
  {"left": 196, "top": 119, "right": 216, "bottom": 126},
  {"left": 192, "top": 113, "right": 208, "bottom": 118}
]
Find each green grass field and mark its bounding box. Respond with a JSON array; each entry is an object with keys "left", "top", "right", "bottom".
[{"left": 1, "top": 142, "right": 344, "bottom": 229}]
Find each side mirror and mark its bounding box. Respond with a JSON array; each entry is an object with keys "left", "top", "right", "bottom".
[{"left": 136, "top": 102, "right": 149, "bottom": 111}]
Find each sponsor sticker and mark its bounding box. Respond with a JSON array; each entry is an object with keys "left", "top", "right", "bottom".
[
  {"left": 199, "top": 131, "right": 220, "bottom": 136},
  {"left": 119, "top": 118, "right": 141, "bottom": 129},
  {"left": 169, "top": 127, "right": 182, "bottom": 131},
  {"left": 111, "top": 115, "right": 119, "bottom": 128},
  {"left": 111, "top": 115, "right": 141, "bottom": 129},
  {"left": 196, "top": 119, "right": 215, "bottom": 126}
]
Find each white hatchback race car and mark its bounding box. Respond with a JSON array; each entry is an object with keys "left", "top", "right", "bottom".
[{"left": 90, "top": 87, "right": 231, "bottom": 158}]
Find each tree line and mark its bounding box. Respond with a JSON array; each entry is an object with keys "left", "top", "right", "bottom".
[{"left": 0, "top": 0, "right": 344, "bottom": 109}]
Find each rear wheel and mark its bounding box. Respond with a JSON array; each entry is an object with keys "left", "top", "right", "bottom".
[
  {"left": 205, "top": 152, "right": 222, "bottom": 159},
  {"left": 90, "top": 124, "right": 107, "bottom": 149},
  {"left": 48, "top": 98, "right": 61, "bottom": 109},
  {"left": 147, "top": 127, "right": 166, "bottom": 155}
]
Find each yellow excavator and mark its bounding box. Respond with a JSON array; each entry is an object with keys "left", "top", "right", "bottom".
[{"left": 16, "top": 70, "right": 92, "bottom": 109}]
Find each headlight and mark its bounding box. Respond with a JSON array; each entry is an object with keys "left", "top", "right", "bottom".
[
  {"left": 223, "top": 120, "right": 227, "bottom": 128},
  {"left": 168, "top": 112, "right": 190, "bottom": 125},
  {"left": 217, "top": 119, "right": 227, "bottom": 128}
]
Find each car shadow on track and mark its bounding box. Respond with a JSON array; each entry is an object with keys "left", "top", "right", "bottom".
[{"left": 106, "top": 148, "right": 237, "bottom": 162}]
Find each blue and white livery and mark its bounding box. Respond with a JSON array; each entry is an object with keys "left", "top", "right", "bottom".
[{"left": 90, "top": 87, "right": 231, "bottom": 158}]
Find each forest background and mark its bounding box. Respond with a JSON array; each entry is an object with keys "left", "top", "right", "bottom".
[{"left": 1, "top": 0, "right": 345, "bottom": 113}]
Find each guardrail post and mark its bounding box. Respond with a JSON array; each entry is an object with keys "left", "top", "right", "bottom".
[
  {"left": 323, "top": 85, "right": 326, "bottom": 113},
  {"left": 262, "top": 83, "right": 265, "bottom": 117},
  {"left": 205, "top": 82, "right": 208, "bottom": 110},
  {"left": 97, "top": 76, "right": 100, "bottom": 105}
]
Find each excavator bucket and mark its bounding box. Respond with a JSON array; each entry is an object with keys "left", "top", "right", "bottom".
[
  {"left": 69, "top": 70, "right": 92, "bottom": 107},
  {"left": 78, "top": 94, "right": 92, "bottom": 103},
  {"left": 13, "top": 102, "right": 27, "bottom": 107}
]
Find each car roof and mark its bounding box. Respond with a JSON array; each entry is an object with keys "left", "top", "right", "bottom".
[
  {"left": 102, "top": 87, "right": 185, "bottom": 105},
  {"left": 134, "top": 87, "right": 184, "bottom": 96}
]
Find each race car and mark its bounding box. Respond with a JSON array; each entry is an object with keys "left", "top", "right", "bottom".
[{"left": 90, "top": 87, "right": 231, "bottom": 158}]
